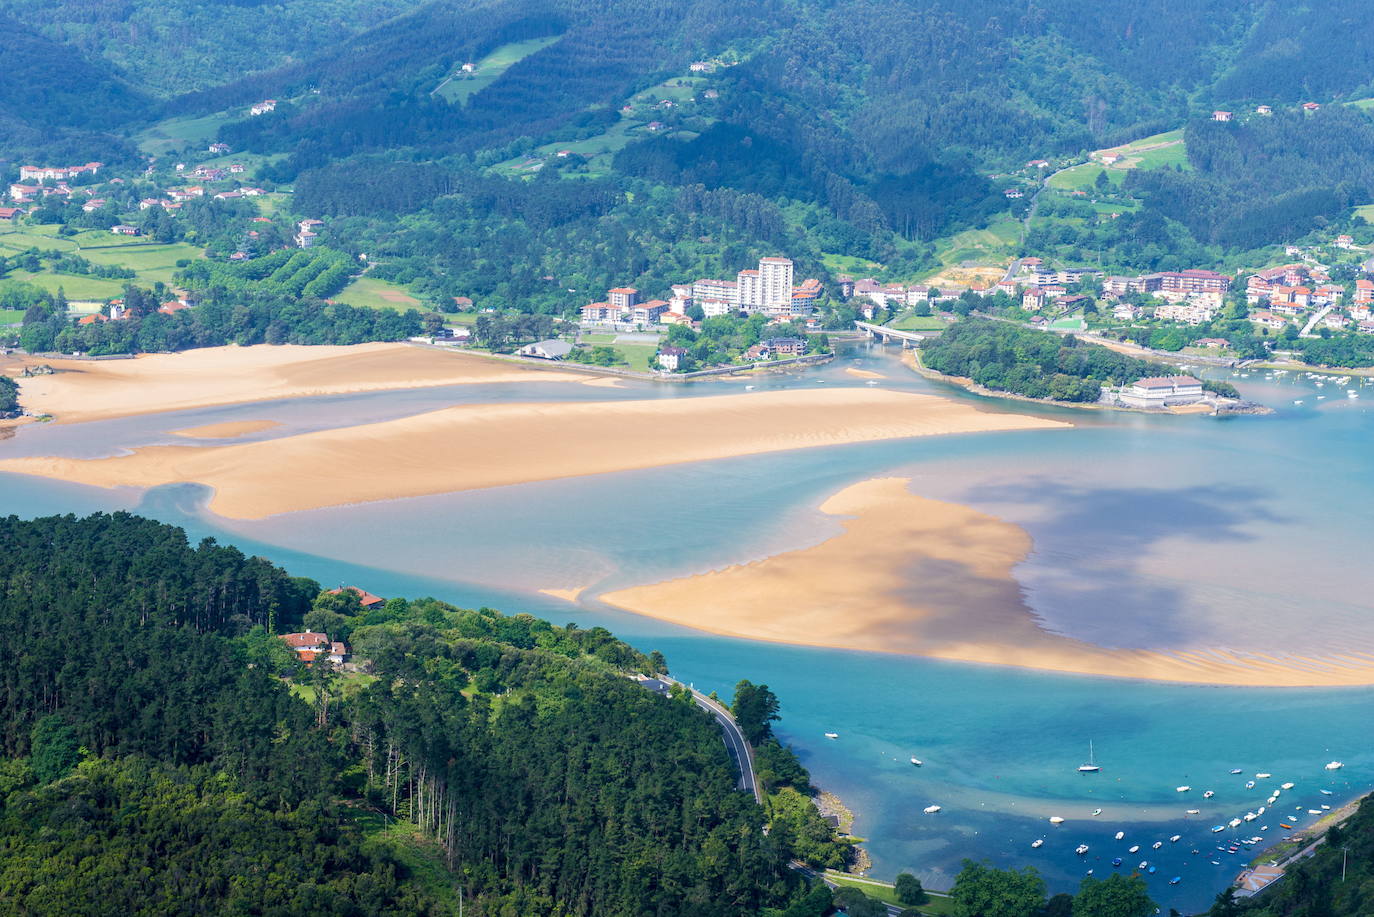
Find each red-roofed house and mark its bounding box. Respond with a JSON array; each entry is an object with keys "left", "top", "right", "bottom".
[
  {"left": 327, "top": 586, "right": 385, "bottom": 610},
  {"left": 1120, "top": 375, "right": 1205, "bottom": 408}
]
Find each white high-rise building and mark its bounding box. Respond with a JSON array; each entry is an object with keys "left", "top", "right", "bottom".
[
  {"left": 758, "top": 257, "right": 794, "bottom": 313},
  {"left": 692, "top": 278, "right": 739, "bottom": 306},
  {"left": 736, "top": 269, "right": 761, "bottom": 312}
]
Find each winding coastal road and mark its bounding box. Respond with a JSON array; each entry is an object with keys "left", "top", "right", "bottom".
[{"left": 636, "top": 675, "right": 761, "bottom": 803}]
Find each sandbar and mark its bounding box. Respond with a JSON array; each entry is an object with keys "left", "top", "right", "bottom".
[
  {"left": 844, "top": 368, "right": 885, "bottom": 379},
  {"left": 171, "top": 420, "right": 282, "bottom": 439},
  {"left": 539, "top": 586, "right": 588, "bottom": 603},
  {"left": 600, "top": 477, "right": 1374, "bottom": 687},
  {"left": 4, "top": 343, "right": 592, "bottom": 424},
  {"left": 0, "top": 388, "right": 1065, "bottom": 519}
]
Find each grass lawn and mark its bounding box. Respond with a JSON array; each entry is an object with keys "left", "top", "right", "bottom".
[
  {"left": 888, "top": 313, "right": 947, "bottom": 331},
  {"left": 351, "top": 811, "right": 461, "bottom": 907},
  {"left": 333, "top": 276, "right": 423, "bottom": 310},
  {"left": 435, "top": 36, "right": 563, "bottom": 104},
  {"left": 608, "top": 342, "right": 656, "bottom": 371},
  {"left": 78, "top": 243, "right": 205, "bottom": 286},
  {"left": 3, "top": 271, "right": 124, "bottom": 300},
  {"left": 254, "top": 192, "right": 292, "bottom": 217},
  {"left": 445, "top": 312, "right": 477, "bottom": 326},
  {"left": 1354, "top": 204, "right": 1374, "bottom": 223},
  {"left": 0, "top": 309, "right": 24, "bottom": 324},
  {"left": 823, "top": 872, "right": 956, "bottom": 914},
  {"left": 578, "top": 333, "right": 616, "bottom": 343}
]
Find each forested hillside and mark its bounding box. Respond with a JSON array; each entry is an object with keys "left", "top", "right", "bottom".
[
  {"left": 0, "top": 512, "right": 831, "bottom": 916},
  {"left": 0, "top": 0, "right": 425, "bottom": 96}
]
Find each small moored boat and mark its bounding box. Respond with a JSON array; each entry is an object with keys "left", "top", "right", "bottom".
[
  {"left": 1203, "top": 791, "right": 1215, "bottom": 798},
  {"left": 1256, "top": 773, "right": 1272, "bottom": 779},
  {"left": 1091, "top": 808, "right": 1102, "bottom": 817},
  {"left": 1321, "top": 790, "right": 1334, "bottom": 796},
  {"left": 1186, "top": 809, "right": 1200, "bottom": 815},
  {"left": 1128, "top": 845, "right": 1140, "bottom": 854},
  {"left": 1230, "top": 768, "right": 1243, "bottom": 775},
  {"left": 1326, "top": 761, "right": 1344, "bottom": 770},
  {"left": 1115, "top": 831, "right": 1125, "bottom": 840},
  {"left": 923, "top": 805, "right": 941, "bottom": 814},
  {"left": 1075, "top": 844, "right": 1089, "bottom": 855},
  {"left": 824, "top": 733, "right": 839, "bottom": 739},
  {"left": 1177, "top": 786, "right": 1191, "bottom": 793},
  {"left": 1211, "top": 825, "right": 1225, "bottom": 833},
  {"left": 1169, "top": 876, "right": 1181, "bottom": 885},
  {"left": 1031, "top": 839, "right": 1043, "bottom": 848},
  {"left": 1170, "top": 835, "right": 1181, "bottom": 843},
  {"left": 911, "top": 757, "right": 922, "bottom": 766},
  {"left": 1112, "top": 857, "right": 1122, "bottom": 867},
  {"left": 1282, "top": 782, "right": 1295, "bottom": 790},
  {"left": 1049, "top": 816, "right": 1065, "bottom": 825}
]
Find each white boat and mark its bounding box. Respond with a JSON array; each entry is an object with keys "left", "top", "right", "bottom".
[
  {"left": 1281, "top": 783, "right": 1295, "bottom": 790},
  {"left": 1152, "top": 841, "right": 1163, "bottom": 849},
  {"left": 1128, "top": 845, "right": 1140, "bottom": 854},
  {"left": 1326, "top": 761, "right": 1344, "bottom": 770},
  {"left": 1170, "top": 835, "right": 1182, "bottom": 843},
  {"left": 1032, "top": 839, "right": 1044, "bottom": 848},
  {"left": 1115, "top": 831, "right": 1125, "bottom": 840},
  {"left": 1294, "top": 400, "right": 1304, "bottom": 405},
  {"left": 1244, "top": 813, "right": 1257, "bottom": 822},
  {"left": 1229, "top": 818, "right": 1242, "bottom": 828},
  {"left": 1076, "top": 844, "right": 1090, "bottom": 855},
  {"left": 1203, "top": 791, "right": 1215, "bottom": 798},
  {"left": 1256, "top": 773, "right": 1272, "bottom": 779},
  {"left": 1245, "top": 780, "right": 1256, "bottom": 789},
  {"left": 911, "top": 757, "right": 922, "bottom": 766},
  {"left": 824, "top": 733, "right": 839, "bottom": 739},
  {"left": 1092, "top": 809, "right": 1102, "bottom": 817},
  {"left": 1177, "top": 786, "right": 1191, "bottom": 793},
  {"left": 1230, "top": 769, "right": 1243, "bottom": 774},
  {"left": 1308, "top": 809, "right": 1323, "bottom": 815},
  {"left": 1078, "top": 741, "right": 1102, "bottom": 773},
  {"left": 924, "top": 805, "right": 942, "bottom": 814},
  {"left": 1049, "top": 816, "right": 1065, "bottom": 825},
  {"left": 1138, "top": 861, "right": 1148, "bottom": 870},
  {"left": 1321, "top": 790, "right": 1334, "bottom": 796},
  {"left": 1257, "top": 806, "right": 1266, "bottom": 815},
  {"left": 1322, "top": 805, "right": 1331, "bottom": 810},
  {"left": 1186, "top": 809, "right": 1200, "bottom": 815}
]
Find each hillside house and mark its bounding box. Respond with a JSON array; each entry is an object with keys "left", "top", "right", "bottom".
[
  {"left": 326, "top": 586, "right": 385, "bottom": 610},
  {"left": 1249, "top": 310, "right": 1287, "bottom": 330},
  {"left": 1212, "top": 111, "right": 1232, "bottom": 122},
  {"left": 1256, "top": 105, "right": 1272, "bottom": 116},
  {"left": 110, "top": 225, "right": 140, "bottom": 236},
  {"left": 763, "top": 337, "right": 805, "bottom": 357},
  {"left": 8, "top": 184, "right": 39, "bottom": 202},
  {"left": 1196, "top": 337, "right": 1229, "bottom": 349},
  {"left": 0, "top": 207, "right": 20, "bottom": 222},
  {"left": 250, "top": 100, "right": 277, "bottom": 116},
  {"left": 208, "top": 142, "right": 230, "bottom": 154}
]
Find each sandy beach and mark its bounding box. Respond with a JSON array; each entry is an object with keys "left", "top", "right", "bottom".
[
  {"left": 0, "top": 388, "right": 1064, "bottom": 519},
  {"left": 844, "top": 368, "right": 886, "bottom": 380},
  {"left": 3, "top": 343, "right": 592, "bottom": 424},
  {"left": 171, "top": 420, "right": 282, "bottom": 439},
  {"left": 600, "top": 477, "right": 1374, "bottom": 687}
]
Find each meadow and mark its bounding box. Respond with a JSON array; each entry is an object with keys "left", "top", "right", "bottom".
[{"left": 434, "top": 36, "right": 563, "bottom": 104}]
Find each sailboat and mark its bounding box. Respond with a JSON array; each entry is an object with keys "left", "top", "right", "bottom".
[{"left": 1078, "top": 741, "right": 1101, "bottom": 773}]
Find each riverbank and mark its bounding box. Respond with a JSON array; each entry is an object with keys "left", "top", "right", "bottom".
[
  {"left": 0, "top": 388, "right": 1066, "bottom": 519},
  {"left": 599, "top": 476, "right": 1374, "bottom": 687},
  {"left": 0, "top": 343, "right": 596, "bottom": 424}
]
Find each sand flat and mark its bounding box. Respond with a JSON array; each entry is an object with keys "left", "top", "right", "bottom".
[
  {"left": 171, "top": 420, "right": 282, "bottom": 439},
  {"left": 0, "top": 388, "right": 1065, "bottom": 519},
  {"left": 6, "top": 343, "right": 591, "bottom": 424},
  {"left": 600, "top": 477, "right": 1374, "bottom": 687}
]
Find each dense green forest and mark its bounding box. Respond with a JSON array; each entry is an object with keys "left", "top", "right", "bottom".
[
  {"left": 919, "top": 318, "right": 1237, "bottom": 403},
  {"left": 0, "top": 512, "right": 850, "bottom": 915}
]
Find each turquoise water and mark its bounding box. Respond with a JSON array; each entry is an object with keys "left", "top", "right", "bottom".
[{"left": 3, "top": 346, "right": 1372, "bottom": 912}]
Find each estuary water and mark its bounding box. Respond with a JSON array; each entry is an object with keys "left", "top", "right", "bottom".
[{"left": 3, "top": 343, "right": 1372, "bottom": 912}]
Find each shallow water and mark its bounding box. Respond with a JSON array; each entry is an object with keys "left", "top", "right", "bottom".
[{"left": 4, "top": 343, "right": 1372, "bottom": 912}]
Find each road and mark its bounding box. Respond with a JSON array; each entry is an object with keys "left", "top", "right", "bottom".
[
  {"left": 1300, "top": 304, "right": 1334, "bottom": 338},
  {"left": 636, "top": 676, "right": 761, "bottom": 803}
]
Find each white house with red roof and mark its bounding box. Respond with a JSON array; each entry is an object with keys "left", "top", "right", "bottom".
[{"left": 1120, "top": 375, "right": 1205, "bottom": 408}]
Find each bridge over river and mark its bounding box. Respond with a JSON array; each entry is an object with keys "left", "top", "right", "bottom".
[{"left": 854, "top": 321, "right": 939, "bottom": 346}]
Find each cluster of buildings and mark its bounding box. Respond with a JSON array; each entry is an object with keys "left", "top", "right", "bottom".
[
  {"left": 1117, "top": 375, "right": 1207, "bottom": 409},
  {"left": 18, "top": 162, "right": 103, "bottom": 182},
  {"left": 580, "top": 257, "right": 823, "bottom": 327},
  {"left": 1245, "top": 262, "right": 1368, "bottom": 333},
  {"left": 295, "top": 218, "right": 324, "bottom": 248},
  {"left": 280, "top": 631, "right": 351, "bottom": 665}
]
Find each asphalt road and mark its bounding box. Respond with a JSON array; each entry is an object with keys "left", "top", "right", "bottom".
[{"left": 638, "top": 676, "right": 760, "bottom": 803}]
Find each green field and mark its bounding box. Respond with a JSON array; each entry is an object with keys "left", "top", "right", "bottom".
[
  {"left": 573, "top": 341, "right": 657, "bottom": 371},
  {"left": 934, "top": 214, "right": 1022, "bottom": 266},
  {"left": 578, "top": 333, "right": 616, "bottom": 343},
  {"left": 136, "top": 110, "right": 237, "bottom": 156},
  {"left": 333, "top": 275, "right": 422, "bottom": 310},
  {"left": 0, "top": 226, "right": 76, "bottom": 253},
  {"left": 435, "top": 36, "right": 563, "bottom": 104},
  {"left": 0, "top": 309, "right": 24, "bottom": 324},
  {"left": 1354, "top": 204, "right": 1374, "bottom": 223},
  {"left": 3, "top": 271, "right": 125, "bottom": 300},
  {"left": 78, "top": 243, "right": 205, "bottom": 286},
  {"left": 821, "top": 252, "right": 884, "bottom": 275},
  {"left": 888, "top": 313, "right": 948, "bottom": 331},
  {"left": 1047, "top": 163, "right": 1126, "bottom": 192},
  {"left": 822, "top": 872, "right": 956, "bottom": 914}
]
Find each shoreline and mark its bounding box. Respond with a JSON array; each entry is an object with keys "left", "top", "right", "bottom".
[
  {"left": 0, "top": 343, "right": 601, "bottom": 425},
  {"left": 599, "top": 477, "right": 1374, "bottom": 688},
  {"left": 0, "top": 388, "right": 1067, "bottom": 519},
  {"left": 901, "top": 349, "right": 1270, "bottom": 416}
]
